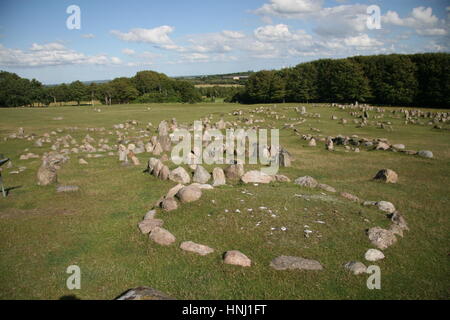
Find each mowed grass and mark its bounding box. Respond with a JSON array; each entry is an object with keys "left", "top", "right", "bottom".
[{"left": 0, "top": 103, "right": 449, "bottom": 300}]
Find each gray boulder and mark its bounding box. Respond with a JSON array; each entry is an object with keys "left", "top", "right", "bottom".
[
  {"left": 149, "top": 227, "right": 176, "bottom": 246},
  {"left": 180, "top": 241, "right": 214, "bottom": 256},
  {"left": 176, "top": 185, "right": 202, "bottom": 203},
  {"left": 343, "top": 261, "right": 367, "bottom": 275},
  {"left": 294, "top": 176, "right": 318, "bottom": 188},
  {"left": 192, "top": 165, "right": 211, "bottom": 184},
  {"left": 367, "top": 227, "right": 397, "bottom": 250},
  {"left": 169, "top": 167, "right": 191, "bottom": 184}
]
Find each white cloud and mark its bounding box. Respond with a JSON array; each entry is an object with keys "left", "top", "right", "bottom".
[
  {"left": 416, "top": 28, "right": 447, "bottom": 36},
  {"left": 254, "top": 24, "right": 313, "bottom": 44},
  {"left": 343, "top": 34, "right": 383, "bottom": 47},
  {"left": 0, "top": 43, "right": 121, "bottom": 67},
  {"left": 254, "top": 24, "right": 293, "bottom": 41},
  {"left": 122, "top": 48, "right": 135, "bottom": 55},
  {"left": 110, "top": 57, "right": 122, "bottom": 64},
  {"left": 185, "top": 32, "right": 238, "bottom": 53},
  {"left": 254, "top": 0, "right": 323, "bottom": 17},
  {"left": 81, "top": 33, "right": 95, "bottom": 39},
  {"left": 254, "top": 2, "right": 370, "bottom": 38},
  {"left": 30, "top": 42, "right": 66, "bottom": 51},
  {"left": 313, "top": 4, "right": 368, "bottom": 37},
  {"left": 179, "top": 53, "right": 210, "bottom": 62},
  {"left": 110, "top": 26, "right": 175, "bottom": 45},
  {"left": 382, "top": 7, "right": 448, "bottom": 36},
  {"left": 222, "top": 30, "right": 245, "bottom": 39}
]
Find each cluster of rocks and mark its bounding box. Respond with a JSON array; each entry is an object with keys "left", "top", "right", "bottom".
[
  {"left": 299, "top": 133, "right": 433, "bottom": 158},
  {"left": 292, "top": 169, "right": 409, "bottom": 276},
  {"left": 327, "top": 103, "right": 449, "bottom": 131},
  {"left": 139, "top": 200, "right": 322, "bottom": 270}
]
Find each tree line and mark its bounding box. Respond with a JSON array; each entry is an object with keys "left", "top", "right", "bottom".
[
  {"left": 0, "top": 70, "right": 202, "bottom": 107},
  {"left": 1, "top": 53, "right": 448, "bottom": 108},
  {"left": 232, "top": 53, "right": 450, "bottom": 108}
]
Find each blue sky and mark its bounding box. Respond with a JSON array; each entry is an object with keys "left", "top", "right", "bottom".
[{"left": 0, "top": 0, "right": 448, "bottom": 84}]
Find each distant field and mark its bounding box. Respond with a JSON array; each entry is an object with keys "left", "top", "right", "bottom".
[
  {"left": 0, "top": 103, "right": 449, "bottom": 300},
  {"left": 194, "top": 84, "right": 244, "bottom": 88}
]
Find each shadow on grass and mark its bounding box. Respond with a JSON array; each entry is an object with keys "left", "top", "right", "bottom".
[
  {"left": 4, "top": 185, "right": 22, "bottom": 196},
  {"left": 59, "top": 295, "right": 81, "bottom": 300}
]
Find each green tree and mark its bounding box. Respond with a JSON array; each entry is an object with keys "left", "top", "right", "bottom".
[
  {"left": 173, "top": 80, "right": 202, "bottom": 103},
  {"left": 354, "top": 54, "right": 417, "bottom": 105},
  {"left": 285, "top": 63, "right": 318, "bottom": 103},
  {"left": 68, "top": 81, "right": 88, "bottom": 105},
  {"left": 109, "top": 77, "right": 139, "bottom": 104},
  {"left": 244, "top": 70, "right": 286, "bottom": 103}
]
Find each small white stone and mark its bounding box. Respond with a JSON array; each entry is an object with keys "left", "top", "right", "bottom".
[{"left": 365, "top": 249, "right": 385, "bottom": 261}]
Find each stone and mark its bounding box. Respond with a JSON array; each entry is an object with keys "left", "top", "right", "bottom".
[
  {"left": 166, "top": 184, "right": 185, "bottom": 199},
  {"left": 149, "top": 227, "right": 176, "bottom": 246},
  {"left": 317, "top": 183, "right": 336, "bottom": 193},
  {"left": 274, "top": 174, "right": 290, "bottom": 182},
  {"left": 325, "top": 137, "right": 334, "bottom": 151},
  {"left": 138, "top": 219, "right": 164, "bottom": 234},
  {"left": 158, "top": 120, "right": 169, "bottom": 136},
  {"left": 180, "top": 241, "right": 214, "bottom": 256},
  {"left": 158, "top": 135, "right": 172, "bottom": 152},
  {"left": 161, "top": 197, "right": 178, "bottom": 212},
  {"left": 279, "top": 149, "right": 291, "bottom": 167},
  {"left": 367, "top": 227, "right": 397, "bottom": 250},
  {"left": 130, "top": 154, "right": 140, "bottom": 166},
  {"left": 212, "top": 167, "right": 226, "bottom": 186},
  {"left": 364, "top": 248, "right": 385, "bottom": 261},
  {"left": 390, "top": 211, "right": 409, "bottom": 231},
  {"left": 223, "top": 250, "right": 251, "bottom": 267},
  {"left": 78, "top": 158, "right": 88, "bottom": 165},
  {"left": 392, "top": 144, "right": 405, "bottom": 150},
  {"left": 152, "top": 142, "right": 163, "bottom": 155},
  {"left": 118, "top": 144, "right": 128, "bottom": 162},
  {"left": 158, "top": 165, "right": 170, "bottom": 180},
  {"left": 56, "top": 185, "right": 79, "bottom": 193},
  {"left": 152, "top": 160, "right": 163, "bottom": 177},
  {"left": 147, "top": 157, "right": 159, "bottom": 174},
  {"left": 192, "top": 165, "right": 211, "bottom": 184},
  {"left": 37, "top": 163, "right": 57, "bottom": 186},
  {"left": 340, "top": 192, "right": 360, "bottom": 202},
  {"left": 375, "top": 141, "right": 390, "bottom": 150},
  {"left": 241, "top": 170, "right": 274, "bottom": 184},
  {"left": 374, "top": 169, "right": 398, "bottom": 183},
  {"left": 389, "top": 224, "right": 405, "bottom": 237},
  {"left": 224, "top": 164, "right": 244, "bottom": 180},
  {"left": 270, "top": 256, "right": 323, "bottom": 271},
  {"left": 376, "top": 201, "right": 396, "bottom": 213},
  {"left": 169, "top": 167, "right": 191, "bottom": 184},
  {"left": 344, "top": 261, "right": 367, "bottom": 275},
  {"left": 176, "top": 185, "right": 202, "bottom": 203},
  {"left": 145, "top": 142, "right": 154, "bottom": 153},
  {"left": 190, "top": 183, "right": 214, "bottom": 190},
  {"left": 417, "top": 150, "right": 433, "bottom": 158},
  {"left": 143, "top": 209, "right": 157, "bottom": 220},
  {"left": 116, "top": 286, "right": 175, "bottom": 300},
  {"left": 294, "top": 176, "right": 318, "bottom": 188}
]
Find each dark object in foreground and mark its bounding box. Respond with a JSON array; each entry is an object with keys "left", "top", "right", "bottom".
[
  {"left": 0, "top": 157, "right": 10, "bottom": 197},
  {"left": 115, "top": 286, "right": 176, "bottom": 300}
]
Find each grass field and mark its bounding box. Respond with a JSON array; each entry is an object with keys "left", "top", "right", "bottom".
[{"left": 0, "top": 103, "right": 449, "bottom": 300}]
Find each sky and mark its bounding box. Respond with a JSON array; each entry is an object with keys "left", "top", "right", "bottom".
[{"left": 0, "top": 0, "right": 448, "bottom": 84}]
